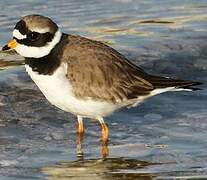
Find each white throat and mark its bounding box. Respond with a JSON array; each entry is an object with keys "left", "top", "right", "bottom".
[{"left": 14, "top": 29, "right": 62, "bottom": 58}]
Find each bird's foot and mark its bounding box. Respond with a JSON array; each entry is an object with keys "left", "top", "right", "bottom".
[
  {"left": 102, "top": 144, "right": 109, "bottom": 159},
  {"left": 76, "top": 143, "right": 84, "bottom": 158},
  {"left": 101, "top": 122, "right": 109, "bottom": 158}
]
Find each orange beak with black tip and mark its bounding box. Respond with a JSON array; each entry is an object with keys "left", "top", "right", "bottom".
[{"left": 2, "top": 39, "right": 18, "bottom": 51}]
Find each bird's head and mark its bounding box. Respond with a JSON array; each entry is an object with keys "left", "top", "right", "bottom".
[{"left": 2, "top": 14, "right": 62, "bottom": 58}]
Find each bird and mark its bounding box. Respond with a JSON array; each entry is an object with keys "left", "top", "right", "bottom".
[{"left": 2, "top": 14, "right": 202, "bottom": 158}]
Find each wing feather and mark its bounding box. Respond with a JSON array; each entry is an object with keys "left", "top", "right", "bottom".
[{"left": 63, "top": 35, "right": 154, "bottom": 103}]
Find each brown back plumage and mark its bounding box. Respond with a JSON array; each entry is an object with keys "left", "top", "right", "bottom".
[
  {"left": 59, "top": 35, "right": 201, "bottom": 103},
  {"left": 58, "top": 35, "right": 201, "bottom": 103},
  {"left": 62, "top": 35, "right": 154, "bottom": 103}
]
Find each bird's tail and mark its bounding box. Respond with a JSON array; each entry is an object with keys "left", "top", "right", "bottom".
[{"left": 147, "top": 75, "right": 202, "bottom": 91}]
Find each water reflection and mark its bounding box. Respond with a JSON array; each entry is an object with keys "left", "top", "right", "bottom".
[
  {"left": 42, "top": 158, "right": 157, "bottom": 180},
  {"left": 0, "top": 50, "right": 24, "bottom": 70}
]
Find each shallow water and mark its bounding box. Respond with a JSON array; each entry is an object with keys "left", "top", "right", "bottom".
[{"left": 0, "top": 0, "right": 207, "bottom": 179}]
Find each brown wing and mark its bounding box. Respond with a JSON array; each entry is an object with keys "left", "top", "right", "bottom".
[{"left": 63, "top": 35, "right": 154, "bottom": 103}]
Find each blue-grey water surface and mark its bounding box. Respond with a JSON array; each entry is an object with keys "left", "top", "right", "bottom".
[{"left": 0, "top": 0, "right": 207, "bottom": 179}]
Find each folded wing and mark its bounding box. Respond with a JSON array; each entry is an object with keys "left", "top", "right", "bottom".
[{"left": 64, "top": 35, "right": 154, "bottom": 103}]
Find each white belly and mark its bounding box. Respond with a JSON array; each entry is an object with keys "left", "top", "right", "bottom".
[{"left": 25, "top": 63, "right": 118, "bottom": 118}]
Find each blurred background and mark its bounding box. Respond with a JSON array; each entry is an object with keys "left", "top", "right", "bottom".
[{"left": 0, "top": 0, "right": 207, "bottom": 179}]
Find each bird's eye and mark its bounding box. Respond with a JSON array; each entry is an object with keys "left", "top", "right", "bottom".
[{"left": 27, "top": 32, "right": 40, "bottom": 41}]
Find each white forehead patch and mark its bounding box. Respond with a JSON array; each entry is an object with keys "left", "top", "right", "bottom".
[
  {"left": 13, "top": 29, "right": 26, "bottom": 40},
  {"left": 14, "top": 29, "right": 62, "bottom": 58}
]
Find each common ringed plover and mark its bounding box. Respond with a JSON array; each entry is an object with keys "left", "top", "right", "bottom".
[{"left": 2, "top": 15, "right": 202, "bottom": 158}]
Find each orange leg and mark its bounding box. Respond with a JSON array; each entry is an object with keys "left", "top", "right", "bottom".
[
  {"left": 77, "top": 115, "right": 84, "bottom": 157},
  {"left": 99, "top": 118, "right": 109, "bottom": 158}
]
